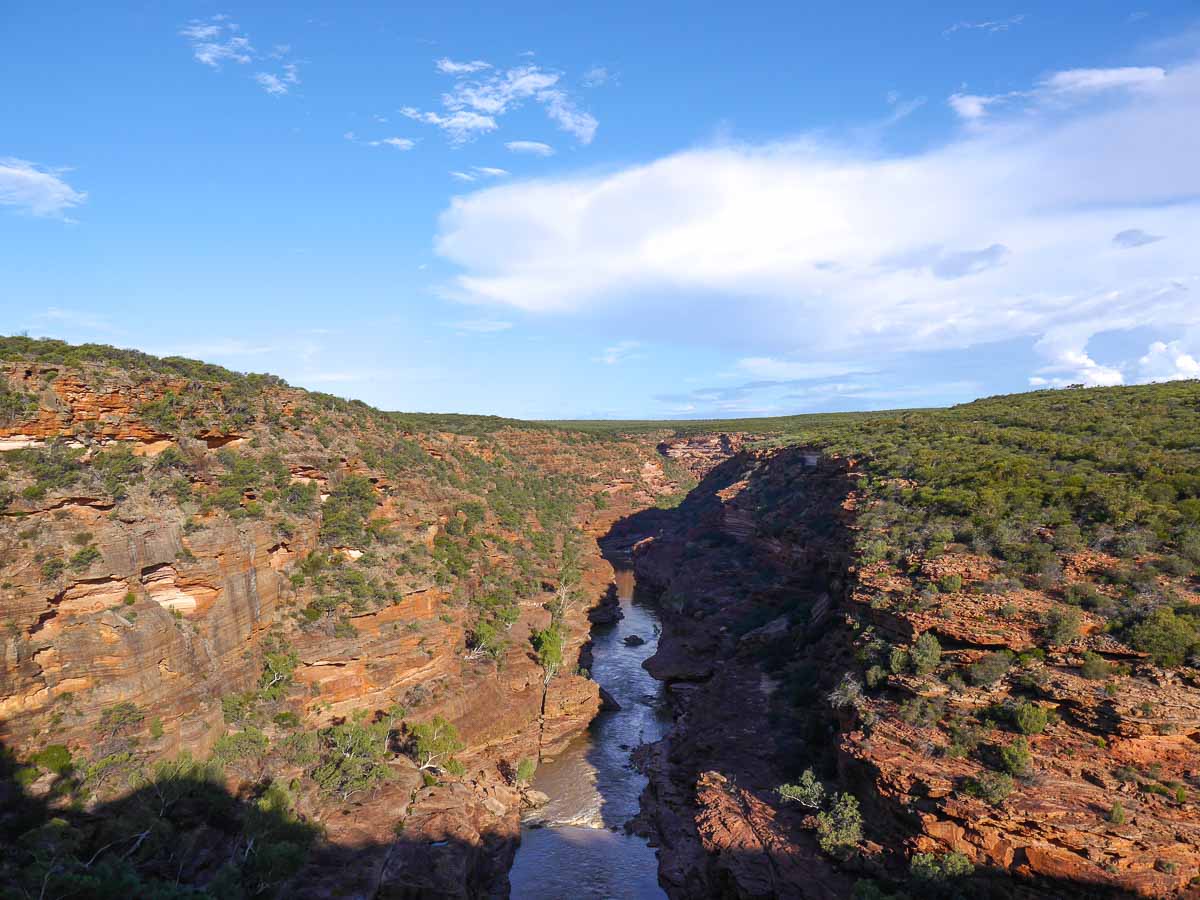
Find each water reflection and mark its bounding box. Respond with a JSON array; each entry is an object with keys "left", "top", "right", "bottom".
[{"left": 508, "top": 572, "right": 668, "bottom": 899}]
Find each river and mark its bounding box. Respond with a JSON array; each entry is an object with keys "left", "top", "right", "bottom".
[{"left": 507, "top": 570, "right": 669, "bottom": 899}]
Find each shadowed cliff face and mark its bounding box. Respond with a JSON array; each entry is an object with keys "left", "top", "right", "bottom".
[{"left": 604, "top": 445, "right": 1198, "bottom": 900}]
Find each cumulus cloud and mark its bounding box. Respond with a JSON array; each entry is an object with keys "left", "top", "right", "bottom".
[
  {"left": 1113, "top": 228, "right": 1163, "bottom": 248},
  {"left": 404, "top": 61, "right": 597, "bottom": 144},
  {"left": 1138, "top": 337, "right": 1200, "bottom": 382},
  {"left": 505, "top": 140, "right": 555, "bottom": 156},
  {"left": 435, "top": 55, "right": 1200, "bottom": 390},
  {"left": 0, "top": 158, "right": 86, "bottom": 218}
]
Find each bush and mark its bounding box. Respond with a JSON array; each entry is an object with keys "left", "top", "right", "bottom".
[
  {"left": 778, "top": 769, "right": 825, "bottom": 808},
  {"left": 910, "top": 850, "right": 974, "bottom": 882},
  {"left": 1013, "top": 701, "right": 1049, "bottom": 735},
  {"left": 968, "top": 651, "right": 1013, "bottom": 686},
  {"left": 965, "top": 771, "right": 1013, "bottom": 805},
  {"left": 1080, "top": 651, "right": 1115, "bottom": 680},
  {"left": 1125, "top": 606, "right": 1199, "bottom": 667},
  {"left": 937, "top": 574, "right": 963, "bottom": 593},
  {"left": 816, "top": 792, "right": 862, "bottom": 855},
  {"left": 910, "top": 632, "right": 942, "bottom": 675},
  {"left": 999, "top": 737, "right": 1032, "bottom": 775},
  {"left": 515, "top": 758, "right": 537, "bottom": 785},
  {"left": 1042, "top": 605, "right": 1083, "bottom": 645},
  {"left": 532, "top": 624, "right": 565, "bottom": 681},
  {"left": 68, "top": 545, "right": 101, "bottom": 571},
  {"left": 32, "top": 744, "right": 73, "bottom": 775},
  {"left": 1109, "top": 801, "right": 1126, "bottom": 825}
]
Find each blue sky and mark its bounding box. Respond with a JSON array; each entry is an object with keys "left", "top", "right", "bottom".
[{"left": 2, "top": 2, "right": 1199, "bottom": 418}]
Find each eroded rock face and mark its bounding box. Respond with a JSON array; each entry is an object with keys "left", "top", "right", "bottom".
[
  {"left": 0, "top": 360, "right": 687, "bottom": 897},
  {"left": 612, "top": 443, "right": 1200, "bottom": 899}
]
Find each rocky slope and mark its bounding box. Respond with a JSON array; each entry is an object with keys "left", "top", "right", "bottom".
[
  {"left": 0, "top": 347, "right": 684, "bottom": 898},
  {"left": 612, "top": 440, "right": 1200, "bottom": 899}
]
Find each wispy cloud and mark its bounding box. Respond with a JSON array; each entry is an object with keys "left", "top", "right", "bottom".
[
  {"left": 943, "top": 14, "right": 1026, "bottom": 37},
  {"left": 403, "top": 60, "right": 597, "bottom": 145},
  {"left": 369, "top": 137, "right": 416, "bottom": 150},
  {"left": 505, "top": 140, "right": 555, "bottom": 156},
  {"left": 435, "top": 57, "right": 491, "bottom": 74},
  {"left": 34, "top": 307, "right": 117, "bottom": 333},
  {"left": 596, "top": 340, "right": 642, "bottom": 365},
  {"left": 182, "top": 15, "right": 300, "bottom": 96},
  {"left": 450, "top": 166, "right": 509, "bottom": 182},
  {"left": 950, "top": 65, "right": 1165, "bottom": 121},
  {"left": 180, "top": 16, "right": 253, "bottom": 67},
  {"left": 582, "top": 66, "right": 611, "bottom": 88},
  {"left": 0, "top": 158, "right": 86, "bottom": 218}
]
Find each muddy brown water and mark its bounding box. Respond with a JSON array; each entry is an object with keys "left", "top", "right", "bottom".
[{"left": 508, "top": 571, "right": 669, "bottom": 899}]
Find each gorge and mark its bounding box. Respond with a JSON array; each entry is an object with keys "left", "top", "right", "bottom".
[{"left": 2, "top": 337, "right": 1200, "bottom": 899}]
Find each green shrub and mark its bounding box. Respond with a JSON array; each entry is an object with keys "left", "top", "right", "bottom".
[
  {"left": 1080, "top": 652, "right": 1114, "bottom": 680},
  {"left": 910, "top": 850, "right": 974, "bottom": 882},
  {"left": 965, "top": 772, "right": 1013, "bottom": 805},
  {"left": 968, "top": 651, "right": 1013, "bottom": 686},
  {"left": 999, "top": 737, "right": 1032, "bottom": 775},
  {"left": 68, "top": 545, "right": 101, "bottom": 571},
  {"left": 1013, "top": 701, "right": 1049, "bottom": 735},
  {"left": 1109, "top": 801, "right": 1126, "bottom": 825},
  {"left": 910, "top": 632, "right": 942, "bottom": 675},
  {"left": 1042, "top": 605, "right": 1083, "bottom": 645},
  {"left": 937, "top": 574, "right": 963, "bottom": 593},
  {"left": 816, "top": 793, "right": 862, "bottom": 855},
  {"left": 1125, "top": 606, "right": 1199, "bottom": 667},
  {"left": 515, "top": 757, "right": 537, "bottom": 785},
  {"left": 32, "top": 744, "right": 73, "bottom": 775}
]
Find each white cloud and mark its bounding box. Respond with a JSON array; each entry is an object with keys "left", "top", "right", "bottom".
[
  {"left": 450, "top": 166, "right": 509, "bottom": 182},
  {"left": 0, "top": 158, "right": 86, "bottom": 218},
  {"left": 368, "top": 137, "right": 416, "bottom": 150},
  {"left": 1138, "top": 338, "right": 1200, "bottom": 382},
  {"left": 951, "top": 66, "right": 1166, "bottom": 122},
  {"left": 944, "top": 15, "right": 1026, "bottom": 37},
  {"left": 596, "top": 340, "right": 641, "bottom": 365},
  {"left": 400, "top": 107, "right": 497, "bottom": 143},
  {"left": 436, "top": 58, "right": 492, "bottom": 74},
  {"left": 405, "top": 61, "right": 597, "bottom": 144},
  {"left": 255, "top": 72, "right": 288, "bottom": 95},
  {"left": 435, "top": 55, "right": 1200, "bottom": 389},
  {"left": 505, "top": 140, "right": 555, "bottom": 156},
  {"left": 1041, "top": 66, "right": 1164, "bottom": 93},
  {"left": 447, "top": 319, "right": 513, "bottom": 332},
  {"left": 180, "top": 16, "right": 253, "bottom": 67}
]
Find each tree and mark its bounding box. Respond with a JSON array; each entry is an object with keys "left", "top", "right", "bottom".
[
  {"left": 816, "top": 793, "right": 862, "bottom": 855},
  {"left": 410, "top": 716, "right": 465, "bottom": 771},
  {"left": 312, "top": 715, "right": 392, "bottom": 801},
  {"left": 532, "top": 624, "right": 565, "bottom": 683},
  {"left": 778, "top": 769, "right": 825, "bottom": 809}
]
